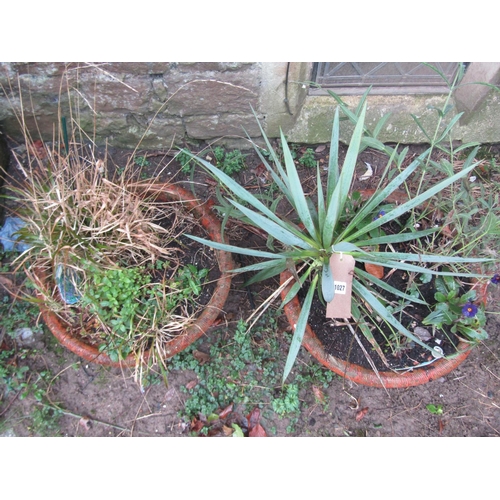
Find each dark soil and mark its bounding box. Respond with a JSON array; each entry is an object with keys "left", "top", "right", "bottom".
[
  {"left": 308, "top": 272, "right": 460, "bottom": 372},
  {"left": 306, "top": 227, "right": 466, "bottom": 372},
  {"left": 1, "top": 137, "right": 500, "bottom": 437}
]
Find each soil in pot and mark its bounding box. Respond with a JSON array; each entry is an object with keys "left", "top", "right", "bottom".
[
  {"left": 306, "top": 268, "right": 464, "bottom": 373},
  {"left": 295, "top": 211, "right": 476, "bottom": 375}
]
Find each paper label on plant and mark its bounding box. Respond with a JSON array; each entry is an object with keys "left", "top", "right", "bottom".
[{"left": 326, "top": 254, "right": 355, "bottom": 319}]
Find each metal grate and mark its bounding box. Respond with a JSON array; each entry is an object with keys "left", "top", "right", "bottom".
[{"left": 310, "top": 62, "right": 462, "bottom": 95}]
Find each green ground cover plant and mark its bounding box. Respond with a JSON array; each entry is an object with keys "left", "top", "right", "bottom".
[{"left": 169, "top": 309, "right": 334, "bottom": 432}]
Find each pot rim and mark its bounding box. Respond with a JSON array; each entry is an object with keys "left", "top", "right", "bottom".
[
  {"left": 34, "top": 182, "right": 234, "bottom": 367},
  {"left": 280, "top": 269, "right": 476, "bottom": 388},
  {"left": 278, "top": 187, "right": 485, "bottom": 388}
]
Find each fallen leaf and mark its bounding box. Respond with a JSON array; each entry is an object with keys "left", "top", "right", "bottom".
[
  {"left": 315, "top": 145, "right": 326, "bottom": 153},
  {"left": 193, "top": 349, "right": 210, "bottom": 365},
  {"left": 185, "top": 379, "right": 198, "bottom": 390},
  {"left": 438, "top": 418, "right": 446, "bottom": 433},
  {"left": 29, "top": 139, "right": 47, "bottom": 160},
  {"left": 207, "top": 413, "right": 219, "bottom": 423},
  {"left": 252, "top": 163, "right": 269, "bottom": 183},
  {"left": 190, "top": 417, "right": 205, "bottom": 433},
  {"left": 247, "top": 407, "right": 267, "bottom": 437},
  {"left": 312, "top": 385, "right": 326, "bottom": 404},
  {"left": 365, "top": 262, "right": 384, "bottom": 279},
  {"left": 218, "top": 404, "right": 233, "bottom": 419},
  {"left": 355, "top": 407, "right": 369, "bottom": 421},
  {"left": 247, "top": 407, "right": 261, "bottom": 429},
  {"left": 249, "top": 423, "right": 267, "bottom": 437},
  {"left": 441, "top": 223, "right": 457, "bottom": 239},
  {"left": 232, "top": 423, "right": 245, "bottom": 437},
  {"left": 0, "top": 276, "right": 15, "bottom": 291},
  {"left": 254, "top": 163, "right": 266, "bottom": 174},
  {"left": 164, "top": 387, "right": 176, "bottom": 401},
  {"left": 472, "top": 281, "right": 489, "bottom": 305},
  {"left": 222, "top": 425, "right": 234, "bottom": 436}
]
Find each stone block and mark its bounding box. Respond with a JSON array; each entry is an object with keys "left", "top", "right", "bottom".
[
  {"left": 167, "top": 78, "right": 259, "bottom": 116},
  {"left": 184, "top": 112, "right": 261, "bottom": 140}
]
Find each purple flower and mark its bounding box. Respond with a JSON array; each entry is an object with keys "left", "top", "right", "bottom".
[
  {"left": 491, "top": 274, "right": 500, "bottom": 285},
  {"left": 373, "top": 210, "right": 386, "bottom": 220},
  {"left": 462, "top": 302, "right": 478, "bottom": 318}
]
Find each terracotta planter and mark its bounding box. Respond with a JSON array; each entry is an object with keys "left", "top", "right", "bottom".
[
  {"left": 279, "top": 189, "right": 481, "bottom": 389},
  {"left": 34, "top": 183, "right": 234, "bottom": 367},
  {"left": 280, "top": 269, "right": 478, "bottom": 388}
]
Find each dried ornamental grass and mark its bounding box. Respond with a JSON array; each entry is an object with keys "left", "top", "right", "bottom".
[{"left": 5, "top": 135, "right": 213, "bottom": 381}]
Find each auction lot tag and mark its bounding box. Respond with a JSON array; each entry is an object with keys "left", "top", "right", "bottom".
[{"left": 326, "top": 254, "right": 355, "bottom": 319}]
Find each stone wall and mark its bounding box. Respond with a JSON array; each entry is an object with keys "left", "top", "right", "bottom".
[
  {"left": 1, "top": 62, "right": 499, "bottom": 151},
  {"left": 0, "top": 62, "right": 264, "bottom": 150}
]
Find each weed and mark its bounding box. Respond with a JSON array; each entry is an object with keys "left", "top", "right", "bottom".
[
  {"left": 0, "top": 344, "right": 63, "bottom": 436},
  {"left": 177, "top": 150, "right": 197, "bottom": 174},
  {"left": 212, "top": 146, "right": 246, "bottom": 176},
  {"left": 298, "top": 147, "right": 317, "bottom": 168},
  {"left": 426, "top": 403, "right": 444, "bottom": 415},
  {"left": 271, "top": 383, "right": 300, "bottom": 416},
  {"left": 169, "top": 309, "right": 333, "bottom": 429},
  {"left": 81, "top": 261, "right": 209, "bottom": 362},
  {"left": 0, "top": 297, "right": 43, "bottom": 338},
  {"left": 177, "top": 146, "right": 246, "bottom": 177},
  {"left": 0, "top": 346, "right": 30, "bottom": 396},
  {"left": 134, "top": 155, "right": 150, "bottom": 167},
  {"left": 29, "top": 404, "right": 63, "bottom": 436}
]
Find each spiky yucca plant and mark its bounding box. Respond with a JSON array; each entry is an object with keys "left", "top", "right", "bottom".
[{"left": 186, "top": 103, "right": 494, "bottom": 382}]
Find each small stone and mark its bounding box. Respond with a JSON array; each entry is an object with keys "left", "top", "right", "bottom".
[
  {"left": 413, "top": 326, "right": 432, "bottom": 341},
  {"left": 13, "top": 327, "right": 34, "bottom": 343}
]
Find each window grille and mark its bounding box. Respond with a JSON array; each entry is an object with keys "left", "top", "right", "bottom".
[{"left": 310, "top": 62, "right": 462, "bottom": 95}]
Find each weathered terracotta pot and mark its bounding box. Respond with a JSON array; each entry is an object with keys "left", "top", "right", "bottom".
[
  {"left": 279, "top": 189, "right": 483, "bottom": 389},
  {"left": 34, "top": 183, "right": 234, "bottom": 367},
  {"left": 280, "top": 269, "right": 480, "bottom": 388}
]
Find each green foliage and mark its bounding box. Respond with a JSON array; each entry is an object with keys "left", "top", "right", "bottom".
[
  {"left": 29, "top": 404, "right": 63, "bottom": 436},
  {"left": 6, "top": 129, "right": 214, "bottom": 380},
  {"left": 82, "top": 262, "right": 208, "bottom": 362},
  {"left": 212, "top": 146, "right": 246, "bottom": 175},
  {"left": 0, "top": 267, "right": 45, "bottom": 398},
  {"left": 428, "top": 149, "right": 500, "bottom": 266},
  {"left": 423, "top": 274, "right": 488, "bottom": 341},
  {"left": 0, "top": 296, "right": 44, "bottom": 338},
  {"left": 298, "top": 148, "right": 317, "bottom": 168},
  {"left": 134, "top": 155, "right": 150, "bottom": 167},
  {"left": 426, "top": 403, "right": 443, "bottom": 415},
  {"left": 0, "top": 347, "right": 30, "bottom": 396},
  {"left": 0, "top": 346, "right": 63, "bottom": 436},
  {"left": 177, "top": 150, "right": 197, "bottom": 174},
  {"left": 177, "top": 147, "right": 247, "bottom": 176},
  {"left": 169, "top": 310, "right": 333, "bottom": 424},
  {"left": 184, "top": 84, "right": 495, "bottom": 382},
  {"left": 271, "top": 383, "right": 300, "bottom": 416}
]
